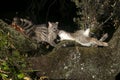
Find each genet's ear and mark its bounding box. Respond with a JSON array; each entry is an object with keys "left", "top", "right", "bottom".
[{"left": 48, "top": 21, "right": 52, "bottom": 27}]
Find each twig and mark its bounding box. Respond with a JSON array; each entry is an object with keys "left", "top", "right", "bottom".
[
  {"left": 98, "top": 13, "right": 114, "bottom": 28},
  {"left": 0, "top": 69, "right": 10, "bottom": 74}
]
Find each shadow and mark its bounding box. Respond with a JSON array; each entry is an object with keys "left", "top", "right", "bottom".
[{"left": 115, "top": 72, "right": 120, "bottom": 80}]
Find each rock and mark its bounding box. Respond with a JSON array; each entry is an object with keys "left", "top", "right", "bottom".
[{"left": 28, "top": 26, "right": 120, "bottom": 80}]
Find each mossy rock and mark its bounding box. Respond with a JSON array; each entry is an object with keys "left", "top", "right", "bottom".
[{"left": 28, "top": 26, "right": 120, "bottom": 80}]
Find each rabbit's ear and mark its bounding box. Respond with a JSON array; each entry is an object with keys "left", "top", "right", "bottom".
[
  {"left": 83, "top": 28, "right": 90, "bottom": 37},
  {"left": 55, "top": 22, "right": 59, "bottom": 24}
]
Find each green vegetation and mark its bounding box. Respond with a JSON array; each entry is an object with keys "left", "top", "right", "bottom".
[{"left": 0, "top": 28, "right": 29, "bottom": 80}]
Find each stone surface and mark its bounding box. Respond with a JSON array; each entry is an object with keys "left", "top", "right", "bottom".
[{"left": 29, "top": 26, "right": 120, "bottom": 80}]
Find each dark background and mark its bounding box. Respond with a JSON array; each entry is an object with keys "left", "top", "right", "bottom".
[{"left": 0, "top": 0, "right": 77, "bottom": 28}]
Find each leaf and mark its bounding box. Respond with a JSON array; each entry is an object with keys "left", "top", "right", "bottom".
[
  {"left": 0, "top": 73, "right": 8, "bottom": 78},
  {"left": 17, "top": 73, "right": 25, "bottom": 79},
  {"left": 2, "top": 62, "right": 9, "bottom": 71}
]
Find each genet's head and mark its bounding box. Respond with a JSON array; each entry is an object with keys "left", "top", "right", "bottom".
[{"left": 48, "top": 21, "right": 59, "bottom": 33}]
